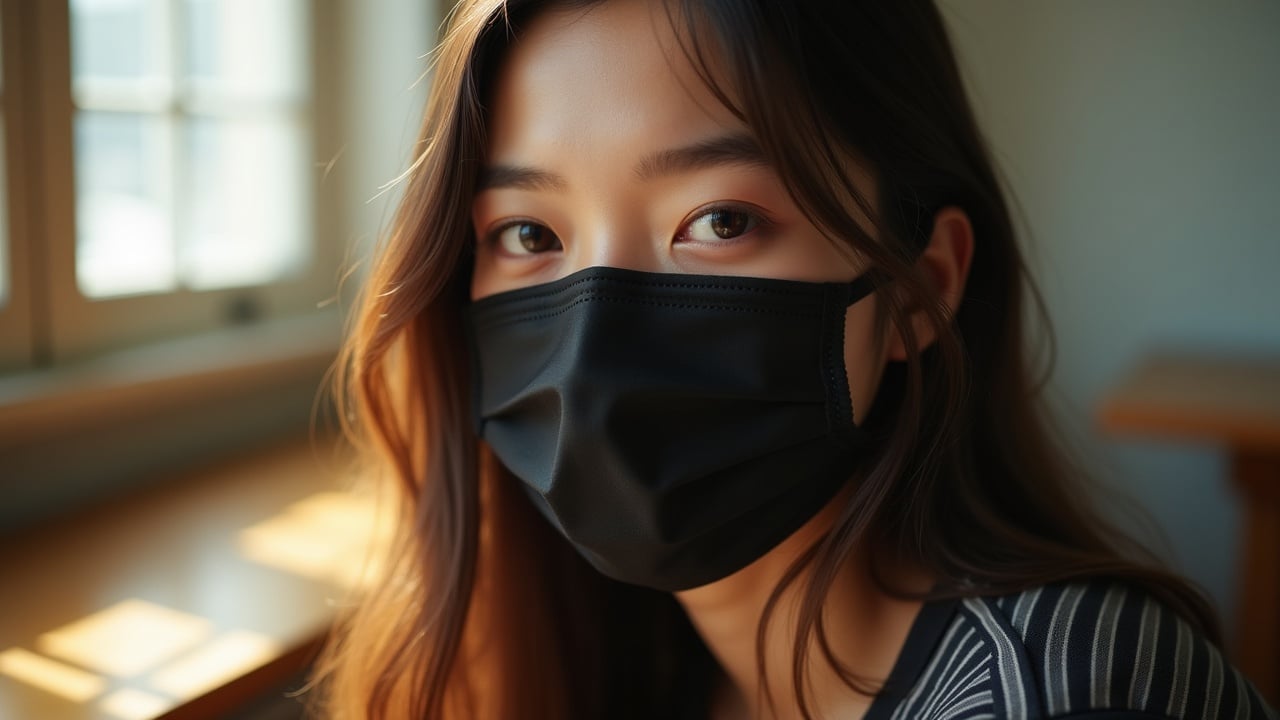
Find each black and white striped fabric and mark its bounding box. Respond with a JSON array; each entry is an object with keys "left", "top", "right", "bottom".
[{"left": 864, "top": 580, "right": 1276, "bottom": 719}]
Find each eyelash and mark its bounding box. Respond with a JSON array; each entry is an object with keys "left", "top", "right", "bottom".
[
  {"left": 675, "top": 202, "right": 774, "bottom": 246},
  {"left": 482, "top": 218, "right": 561, "bottom": 257},
  {"left": 479, "top": 202, "right": 774, "bottom": 257}
]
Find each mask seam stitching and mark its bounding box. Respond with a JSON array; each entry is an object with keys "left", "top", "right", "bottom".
[
  {"left": 471, "top": 273, "right": 826, "bottom": 309},
  {"left": 473, "top": 293, "right": 824, "bottom": 329},
  {"left": 823, "top": 286, "right": 855, "bottom": 440}
]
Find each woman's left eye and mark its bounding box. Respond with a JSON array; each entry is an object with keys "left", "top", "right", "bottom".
[{"left": 677, "top": 207, "right": 763, "bottom": 244}]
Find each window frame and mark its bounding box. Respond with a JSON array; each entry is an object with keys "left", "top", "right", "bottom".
[
  {"left": 23, "top": 0, "right": 341, "bottom": 365},
  {"left": 0, "top": 0, "right": 35, "bottom": 371}
]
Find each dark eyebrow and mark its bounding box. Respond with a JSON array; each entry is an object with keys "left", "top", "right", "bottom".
[
  {"left": 475, "top": 132, "right": 767, "bottom": 193},
  {"left": 476, "top": 165, "right": 569, "bottom": 193},
  {"left": 633, "top": 132, "right": 768, "bottom": 181}
]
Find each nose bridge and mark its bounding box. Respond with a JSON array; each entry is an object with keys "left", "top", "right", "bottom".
[{"left": 568, "top": 210, "right": 662, "bottom": 274}]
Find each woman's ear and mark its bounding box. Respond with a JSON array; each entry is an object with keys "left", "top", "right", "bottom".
[{"left": 886, "top": 206, "right": 975, "bottom": 361}]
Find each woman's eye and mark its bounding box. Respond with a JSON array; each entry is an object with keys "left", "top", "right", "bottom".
[
  {"left": 491, "top": 222, "right": 562, "bottom": 256},
  {"left": 678, "top": 207, "right": 761, "bottom": 244}
]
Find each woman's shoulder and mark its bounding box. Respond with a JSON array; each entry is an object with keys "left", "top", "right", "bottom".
[
  {"left": 881, "top": 578, "right": 1276, "bottom": 720},
  {"left": 971, "top": 579, "right": 1273, "bottom": 719}
]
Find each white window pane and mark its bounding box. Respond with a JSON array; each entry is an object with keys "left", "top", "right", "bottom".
[
  {"left": 181, "top": 117, "right": 309, "bottom": 291},
  {"left": 185, "top": 0, "right": 307, "bottom": 103},
  {"left": 70, "top": 1, "right": 312, "bottom": 301},
  {"left": 75, "top": 112, "right": 176, "bottom": 298},
  {"left": 70, "top": 0, "right": 166, "bottom": 84}
]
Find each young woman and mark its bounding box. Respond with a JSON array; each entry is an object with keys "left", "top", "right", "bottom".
[{"left": 316, "top": 0, "right": 1275, "bottom": 718}]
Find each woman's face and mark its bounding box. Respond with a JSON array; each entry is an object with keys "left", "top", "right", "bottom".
[{"left": 470, "top": 0, "right": 890, "bottom": 421}]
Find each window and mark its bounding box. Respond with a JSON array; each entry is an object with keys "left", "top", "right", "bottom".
[
  {"left": 71, "top": 0, "right": 311, "bottom": 299},
  {"left": 0, "top": 0, "right": 432, "bottom": 517},
  {"left": 2, "top": 0, "right": 336, "bottom": 366}
]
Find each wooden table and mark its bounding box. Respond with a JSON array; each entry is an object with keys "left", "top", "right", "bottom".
[
  {"left": 1099, "top": 353, "right": 1280, "bottom": 706},
  {"left": 0, "top": 437, "right": 380, "bottom": 720}
]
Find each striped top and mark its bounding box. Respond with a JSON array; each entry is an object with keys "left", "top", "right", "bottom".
[{"left": 863, "top": 580, "right": 1276, "bottom": 720}]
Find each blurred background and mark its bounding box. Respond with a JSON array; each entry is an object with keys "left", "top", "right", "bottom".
[
  {"left": 0, "top": 0, "right": 1276, "bottom": 718},
  {"left": 0, "top": 0, "right": 434, "bottom": 519},
  {"left": 942, "top": 0, "right": 1279, "bottom": 634},
  {"left": 0, "top": 1, "right": 433, "bottom": 717}
]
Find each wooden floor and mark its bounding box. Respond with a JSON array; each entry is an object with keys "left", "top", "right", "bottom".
[{"left": 0, "top": 437, "right": 381, "bottom": 720}]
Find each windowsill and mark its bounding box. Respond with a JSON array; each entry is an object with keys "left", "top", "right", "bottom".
[
  {"left": 0, "top": 311, "right": 341, "bottom": 442},
  {"left": 0, "top": 312, "right": 343, "bottom": 533}
]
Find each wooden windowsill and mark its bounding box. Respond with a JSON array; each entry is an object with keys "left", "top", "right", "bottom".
[
  {"left": 0, "top": 313, "right": 343, "bottom": 533},
  {"left": 0, "top": 436, "right": 376, "bottom": 720},
  {"left": 0, "top": 312, "right": 341, "bottom": 447}
]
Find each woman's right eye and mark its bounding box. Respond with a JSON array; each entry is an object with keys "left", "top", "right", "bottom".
[{"left": 489, "top": 222, "right": 562, "bottom": 256}]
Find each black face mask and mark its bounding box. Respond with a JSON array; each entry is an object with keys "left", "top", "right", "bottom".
[{"left": 466, "top": 266, "right": 877, "bottom": 592}]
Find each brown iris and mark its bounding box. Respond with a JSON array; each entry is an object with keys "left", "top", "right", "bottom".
[
  {"left": 708, "top": 210, "right": 750, "bottom": 239},
  {"left": 517, "top": 224, "right": 558, "bottom": 253}
]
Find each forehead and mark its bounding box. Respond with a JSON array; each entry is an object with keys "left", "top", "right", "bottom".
[{"left": 485, "top": 0, "right": 744, "bottom": 167}]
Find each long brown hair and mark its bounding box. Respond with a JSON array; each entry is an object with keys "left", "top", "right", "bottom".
[{"left": 313, "top": 1, "right": 1219, "bottom": 717}]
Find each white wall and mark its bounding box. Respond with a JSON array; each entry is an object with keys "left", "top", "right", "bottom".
[
  {"left": 334, "top": 0, "right": 436, "bottom": 266},
  {"left": 939, "top": 0, "right": 1280, "bottom": 628}
]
